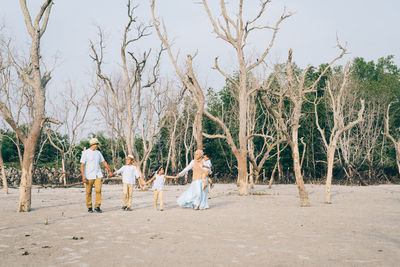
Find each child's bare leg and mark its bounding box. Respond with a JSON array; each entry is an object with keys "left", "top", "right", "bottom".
[
  {"left": 159, "top": 190, "right": 164, "bottom": 211},
  {"left": 153, "top": 190, "right": 158, "bottom": 210},
  {"left": 202, "top": 171, "right": 209, "bottom": 189}
]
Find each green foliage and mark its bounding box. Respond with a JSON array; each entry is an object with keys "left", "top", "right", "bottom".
[
  {"left": 1, "top": 130, "right": 22, "bottom": 163},
  {"left": 352, "top": 55, "right": 400, "bottom": 101}
]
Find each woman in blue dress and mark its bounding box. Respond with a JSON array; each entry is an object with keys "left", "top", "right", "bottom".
[{"left": 176, "top": 150, "right": 208, "bottom": 210}]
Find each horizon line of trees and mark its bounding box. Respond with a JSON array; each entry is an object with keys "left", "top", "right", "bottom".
[{"left": 1, "top": 55, "right": 400, "bottom": 184}]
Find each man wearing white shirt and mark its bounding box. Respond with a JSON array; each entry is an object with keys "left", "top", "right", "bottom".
[{"left": 80, "top": 138, "right": 112, "bottom": 213}]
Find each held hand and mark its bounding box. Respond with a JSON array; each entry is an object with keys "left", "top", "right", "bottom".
[
  {"left": 108, "top": 170, "right": 113, "bottom": 177},
  {"left": 82, "top": 176, "right": 87, "bottom": 184}
]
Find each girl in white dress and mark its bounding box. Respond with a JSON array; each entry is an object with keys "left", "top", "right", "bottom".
[{"left": 146, "top": 167, "right": 179, "bottom": 211}]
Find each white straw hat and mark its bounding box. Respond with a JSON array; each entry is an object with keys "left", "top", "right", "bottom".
[
  {"left": 127, "top": 154, "right": 134, "bottom": 160},
  {"left": 89, "top": 138, "right": 100, "bottom": 146}
]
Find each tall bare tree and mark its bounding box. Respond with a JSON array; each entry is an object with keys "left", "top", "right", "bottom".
[
  {"left": 151, "top": 1, "right": 205, "bottom": 151},
  {"left": 259, "top": 47, "right": 345, "bottom": 206},
  {"left": 314, "top": 60, "right": 365, "bottom": 204},
  {"left": 200, "top": 0, "right": 290, "bottom": 195},
  {"left": 91, "top": 0, "right": 163, "bottom": 175},
  {"left": 152, "top": 0, "right": 290, "bottom": 195},
  {"left": 45, "top": 81, "right": 99, "bottom": 185},
  {"left": 0, "top": 0, "right": 53, "bottom": 211}
]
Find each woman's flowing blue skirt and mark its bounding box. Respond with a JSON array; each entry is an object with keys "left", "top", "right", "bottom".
[{"left": 177, "top": 179, "right": 209, "bottom": 209}]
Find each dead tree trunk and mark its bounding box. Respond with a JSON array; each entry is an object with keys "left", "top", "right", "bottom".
[{"left": 0, "top": 135, "right": 8, "bottom": 194}]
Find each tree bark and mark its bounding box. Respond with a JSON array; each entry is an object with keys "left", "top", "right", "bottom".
[
  {"left": 290, "top": 136, "right": 310, "bottom": 207},
  {"left": 0, "top": 137, "right": 8, "bottom": 194},
  {"left": 269, "top": 162, "right": 277, "bottom": 189},
  {"left": 18, "top": 139, "right": 39, "bottom": 212},
  {"left": 325, "top": 146, "right": 336, "bottom": 204},
  {"left": 237, "top": 149, "right": 248, "bottom": 195}
]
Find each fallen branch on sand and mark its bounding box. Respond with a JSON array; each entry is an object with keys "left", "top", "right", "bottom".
[{"left": 40, "top": 177, "right": 123, "bottom": 188}]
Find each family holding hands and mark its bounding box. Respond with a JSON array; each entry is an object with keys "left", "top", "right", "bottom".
[{"left": 80, "top": 138, "right": 213, "bottom": 213}]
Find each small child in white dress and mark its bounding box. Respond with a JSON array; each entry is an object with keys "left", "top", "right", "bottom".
[
  {"left": 146, "top": 166, "right": 179, "bottom": 211},
  {"left": 201, "top": 154, "right": 213, "bottom": 190},
  {"left": 113, "top": 155, "right": 145, "bottom": 211}
]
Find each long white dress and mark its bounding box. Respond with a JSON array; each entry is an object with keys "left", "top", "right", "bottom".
[{"left": 176, "top": 160, "right": 208, "bottom": 209}]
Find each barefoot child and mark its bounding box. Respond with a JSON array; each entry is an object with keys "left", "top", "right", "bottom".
[
  {"left": 113, "top": 155, "right": 145, "bottom": 211},
  {"left": 146, "top": 166, "right": 179, "bottom": 211}
]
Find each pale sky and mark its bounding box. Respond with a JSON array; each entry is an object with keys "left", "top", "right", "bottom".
[{"left": 1, "top": 0, "right": 399, "bottom": 137}]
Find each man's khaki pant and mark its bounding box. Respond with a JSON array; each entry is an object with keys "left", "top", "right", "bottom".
[
  {"left": 86, "top": 178, "right": 102, "bottom": 208},
  {"left": 123, "top": 183, "right": 133, "bottom": 208},
  {"left": 153, "top": 190, "right": 164, "bottom": 210}
]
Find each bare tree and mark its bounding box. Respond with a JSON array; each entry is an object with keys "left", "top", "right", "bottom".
[
  {"left": 337, "top": 98, "right": 383, "bottom": 184},
  {"left": 151, "top": 2, "right": 206, "bottom": 152},
  {"left": 247, "top": 91, "right": 282, "bottom": 189},
  {"left": 97, "top": 83, "right": 124, "bottom": 169},
  {"left": 199, "top": 0, "right": 290, "bottom": 195},
  {"left": 164, "top": 102, "right": 180, "bottom": 175},
  {"left": 152, "top": 0, "right": 290, "bottom": 195},
  {"left": 259, "top": 47, "right": 345, "bottom": 206},
  {"left": 268, "top": 139, "right": 286, "bottom": 188},
  {"left": 91, "top": 0, "right": 163, "bottom": 175},
  {"left": 0, "top": 134, "right": 7, "bottom": 194},
  {"left": 314, "top": 60, "right": 365, "bottom": 204},
  {"left": 181, "top": 97, "right": 196, "bottom": 183},
  {"left": 45, "top": 81, "right": 99, "bottom": 185},
  {"left": 0, "top": 0, "right": 53, "bottom": 211},
  {"left": 137, "top": 83, "right": 169, "bottom": 178}
]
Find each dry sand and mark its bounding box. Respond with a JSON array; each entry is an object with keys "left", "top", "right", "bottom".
[{"left": 0, "top": 183, "right": 399, "bottom": 266}]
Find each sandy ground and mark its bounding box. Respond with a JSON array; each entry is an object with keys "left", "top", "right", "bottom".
[{"left": 0, "top": 183, "right": 399, "bottom": 267}]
